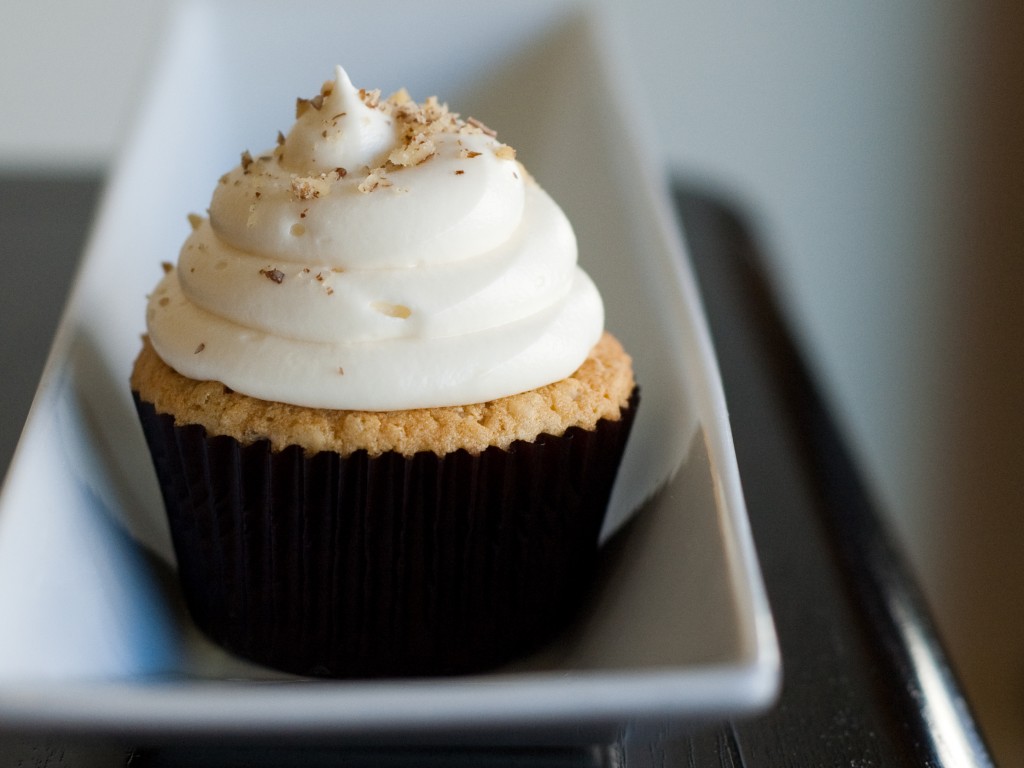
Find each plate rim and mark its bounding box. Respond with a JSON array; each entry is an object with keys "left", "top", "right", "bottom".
[{"left": 0, "top": 0, "right": 779, "bottom": 740}]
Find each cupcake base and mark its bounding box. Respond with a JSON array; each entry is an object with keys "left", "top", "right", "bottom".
[{"left": 133, "top": 390, "right": 638, "bottom": 678}]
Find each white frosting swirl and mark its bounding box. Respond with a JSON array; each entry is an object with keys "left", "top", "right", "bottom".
[{"left": 147, "top": 67, "right": 603, "bottom": 410}]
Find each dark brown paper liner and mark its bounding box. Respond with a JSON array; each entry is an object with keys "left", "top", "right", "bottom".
[{"left": 133, "top": 390, "right": 638, "bottom": 678}]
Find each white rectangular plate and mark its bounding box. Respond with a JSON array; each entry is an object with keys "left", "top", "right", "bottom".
[{"left": 0, "top": 0, "right": 778, "bottom": 744}]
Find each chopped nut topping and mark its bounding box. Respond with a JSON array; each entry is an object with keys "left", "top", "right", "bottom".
[
  {"left": 240, "top": 150, "right": 254, "bottom": 172},
  {"left": 194, "top": 343, "right": 206, "bottom": 354},
  {"left": 358, "top": 167, "right": 393, "bottom": 193},
  {"left": 386, "top": 92, "right": 461, "bottom": 140},
  {"left": 388, "top": 132, "right": 436, "bottom": 167},
  {"left": 276, "top": 131, "right": 286, "bottom": 146},
  {"left": 291, "top": 176, "right": 327, "bottom": 200},
  {"left": 358, "top": 87, "right": 381, "bottom": 108},
  {"left": 455, "top": 170, "right": 465, "bottom": 175},
  {"left": 466, "top": 116, "right": 497, "bottom": 137},
  {"left": 333, "top": 167, "right": 348, "bottom": 179},
  {"left": 260, "top": 267, "right": 285, "bottom": 283},
  {"left": 387, "top": 88, "right": 412, "bottom": 106},
  {"left": 295, "top": 94, "right": 325, "bottom": 118},
  {"left": 161, "top": 261, "right": 173, "bottom": 274},
  {"left": 459, "top": 149, "right": 482, "bottom": 159},
  {"left": 187, "top": 213, "right": 203, "bottom": 230},
  {"left": 421, "top": 96, "right": 448, "bottom": 123},
  {"left": 494, "top": 144, "right": 516, "bottom": 161}
]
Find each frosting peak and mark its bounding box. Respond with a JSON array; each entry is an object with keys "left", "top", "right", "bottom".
[
  {"left": 281, "top": 66, "right": 396, "bottom": 173},
  {"left": 147, "top": 68, "right": 604, "bottom": 411}
]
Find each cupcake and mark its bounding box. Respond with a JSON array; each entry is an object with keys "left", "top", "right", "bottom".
[{"left": 131, "top": 67, "right": 638, "bottom": 677}]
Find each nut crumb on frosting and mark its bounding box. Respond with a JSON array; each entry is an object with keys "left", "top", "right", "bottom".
[
  {"left": 358, "top": 87, "right": 382, "bottom": 108},
  {"left": 187, "top": 213, "right": 203, "bottom": 230},
  {"left": 291, "top": 176, "right": 327, "bottom": 200},
  {"left": 466, "top": 116, "right": 497, "bottom": 137},
  {"left": 260, "top": 267, "right": 285, "bottom": 284},
  {"left": 295, "top": 94, "right": 325, "bottom": 118},
  {"left": 388, "top": 132, "right": 436, "bottom": 167},
  {"left": 358, "top": 167, "right": 392, "bottom": 194}
]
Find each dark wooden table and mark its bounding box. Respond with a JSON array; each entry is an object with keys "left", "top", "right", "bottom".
[{"left": 0, "top": 175, "right": 994, "bottom": 766}]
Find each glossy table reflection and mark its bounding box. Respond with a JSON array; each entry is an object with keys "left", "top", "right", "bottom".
[{"left": 0, "top": 175, "right": 993, "bottom": 767}]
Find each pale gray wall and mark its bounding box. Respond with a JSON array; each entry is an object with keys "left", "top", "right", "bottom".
[{"left": 2, "top": 0, "right": 1021, "bottom": 762}]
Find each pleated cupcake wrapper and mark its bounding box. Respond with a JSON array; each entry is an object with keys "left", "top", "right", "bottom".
[{"left": 133, "top": 390, "right": 638, "bottom": 678}]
